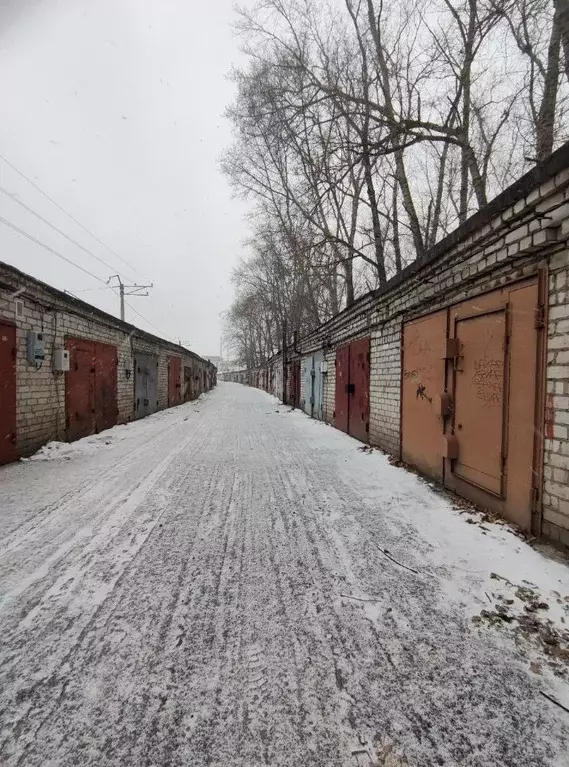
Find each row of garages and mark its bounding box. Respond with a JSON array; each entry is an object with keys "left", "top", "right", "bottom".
[
  {"left": 223, "top": 142, "right": 569, "bottom": 547},
  {"left": 0, "top": 261, "right": 216, "bottom": 463}
]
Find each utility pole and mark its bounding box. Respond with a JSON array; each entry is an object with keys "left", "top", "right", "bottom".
[{"left": 108, "top": 275, "right": 153, "bottom": 322}]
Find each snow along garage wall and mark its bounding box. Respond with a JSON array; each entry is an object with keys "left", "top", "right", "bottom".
[{"left": 0, "top": 261, "right": 216, "bottom": 460}]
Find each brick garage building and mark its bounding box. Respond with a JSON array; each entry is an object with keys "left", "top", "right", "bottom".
[
  {"left": 227, "top": 142, "right": 569, "bottom": 547},
  {"left": 0, "top": 262, "right": 216, "bottom": 462}
]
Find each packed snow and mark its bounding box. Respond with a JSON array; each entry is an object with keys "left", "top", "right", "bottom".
[{"left": 0, "top": 382, "right": 568, "bottom": 766}]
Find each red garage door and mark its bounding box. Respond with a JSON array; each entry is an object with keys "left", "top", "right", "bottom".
[
  {"left": 348, "top": 338, "right": 370, "bottom": 442},
  {"left": 335, "top": 338, "right": 370, "bottom": 441},
  {"left": 168, "top": 356, "right": 182, "bottom": 406},
  {"left": 0, "top": 323, "right": 17, "bottom": 465},
  {"left": 94, "top": 342, "right": 118, "bottom": 433},
  {"left": 66, "top": 339, "right": 118, "bottom": 441},
  {"left": 66, "top": 338, "right": 95, "bottom": 442},
  {"left": 335, "top": 344, "right": 350, "bottom": 433}
]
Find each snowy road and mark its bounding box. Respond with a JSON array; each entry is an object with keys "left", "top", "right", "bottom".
[{"left": 1, "top": 383, "right": 569, "bottom": 766}]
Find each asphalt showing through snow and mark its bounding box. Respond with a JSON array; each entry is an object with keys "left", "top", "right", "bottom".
[{"left": 0, "top": 382, "right": 568, "bottom": 766}]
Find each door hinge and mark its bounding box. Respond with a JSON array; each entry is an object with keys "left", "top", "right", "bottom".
[
  {"left": 367, "top": 351, "right": 370, "bottom": 363},
  {"left": 534, "top": 305, "right": 545, "bottom": 329},
  {"left": 531, "top": 485, "right": 540, "bottom": 511},
  {"left": 365, "top": 421, "right": 369, "bottom": 433}
]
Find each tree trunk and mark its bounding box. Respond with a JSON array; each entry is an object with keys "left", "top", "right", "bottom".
[
  {"left": 362, "top": 136, "right": 387, "bottom": 285},
  {"left": 343, "top": 260, "right": 355, "bottom": 306},
  {"left": 555, "top": 0, "right": 569, "bottom": 82},
  {"left": 365, "top": 0, "right": 425, "bottom": 260},
  {"left": 537, "top": 6, "right": 561, "bottom": 160},
  {"left": 392, "top": 183, "right": 402, "bottom": 272}
]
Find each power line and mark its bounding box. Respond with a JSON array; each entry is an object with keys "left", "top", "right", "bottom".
[
  {"left": 0, "top": 216, "right": 172, "bottom": 340},
  {"left": 123, "top": 298, "right": 173, "bottom": 340},
  {"left": 0, "top": 185, "right": 136, "bottom": 283},
  {"left": 0, "top": 151, "right": 140, "bottom": 275},
  {"left": 0, "top": 215, "right": 107, "bottom": 285}
]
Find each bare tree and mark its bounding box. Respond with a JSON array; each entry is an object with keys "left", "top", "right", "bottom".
[{"left": 223, "top": 0, "right": 569, "bottom": 362}]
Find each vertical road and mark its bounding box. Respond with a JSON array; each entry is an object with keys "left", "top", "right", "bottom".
[{"left": 0, "top": 383, "right": 567, "bottom": 766}]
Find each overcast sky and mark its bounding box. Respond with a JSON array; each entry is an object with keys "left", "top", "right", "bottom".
[{"left": 0, "top": 0, "right": 251, "bottom": 358}]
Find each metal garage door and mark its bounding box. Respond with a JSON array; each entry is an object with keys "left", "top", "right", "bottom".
[
  {"left": 168, "top": 355, "right": 182, "bottom": 406},
  {"left": 303, "top": 355, "right": 314, "bottom": 417},
  {"left": 313, "top": 351, "right": 325, "bottom": 420},
  {"left": 0, "top": 322, "right": 17, "bottom": 464},
  {"left": 401, "top": 278, "right": 542, "bottom": 531},
  {"left": 66, "top": 338, "right": 95, "bottom": 442},
  {"left": 452, "top": 308, "right": 506, "bottom": 495},
  {"left": 134, "top": 353, "right": 158, "bottom": 419},
  {"left": 401, "top": 311, "right": 447, "bottom": 480},
  {"left": 66, "top": 339, "right": 118, "bottom": 441},
  {"left": 335, "top": 344, "right": 350, "bottom": 433},
  {"left": 348, "top": 338, "right": 370, "bottom": 442},
  {"left": 334, "top": 339, "right": 370, "bottom": 440},
  {"left": 94, "top": 342, "right": 118, "bottom": 434},
  {"left": 183, "top": 365, "right": 193, "bottom": 402}
]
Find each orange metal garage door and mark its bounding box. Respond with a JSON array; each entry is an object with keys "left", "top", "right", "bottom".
[
  {"left": 445, "top": 281, "right": 540, "bottom": 529},
  {"left": 401, "top": 311, "right": 447, "bottom": 480},
  {"left": 401, "top": 278, "right": 543, "bottom": 531}
]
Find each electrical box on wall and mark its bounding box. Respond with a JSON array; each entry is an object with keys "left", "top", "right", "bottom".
[
  {"left": 27, "top": 331, "right": 45, "bottom": 364},
  {"left": 53, "top": 348, "right": 70, "bottom": 372}
]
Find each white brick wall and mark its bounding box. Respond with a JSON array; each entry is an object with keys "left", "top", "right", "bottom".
[{"left": 543, "top": 250, "right": 569, "bottom": 545}]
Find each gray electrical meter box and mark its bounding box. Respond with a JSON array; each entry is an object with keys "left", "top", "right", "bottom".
[
  {"left": 53, "top": 348, "right": 70, "bottom": 372},
  {"left": 27, "top": 331, "right": 45, "bottom": 364}
]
